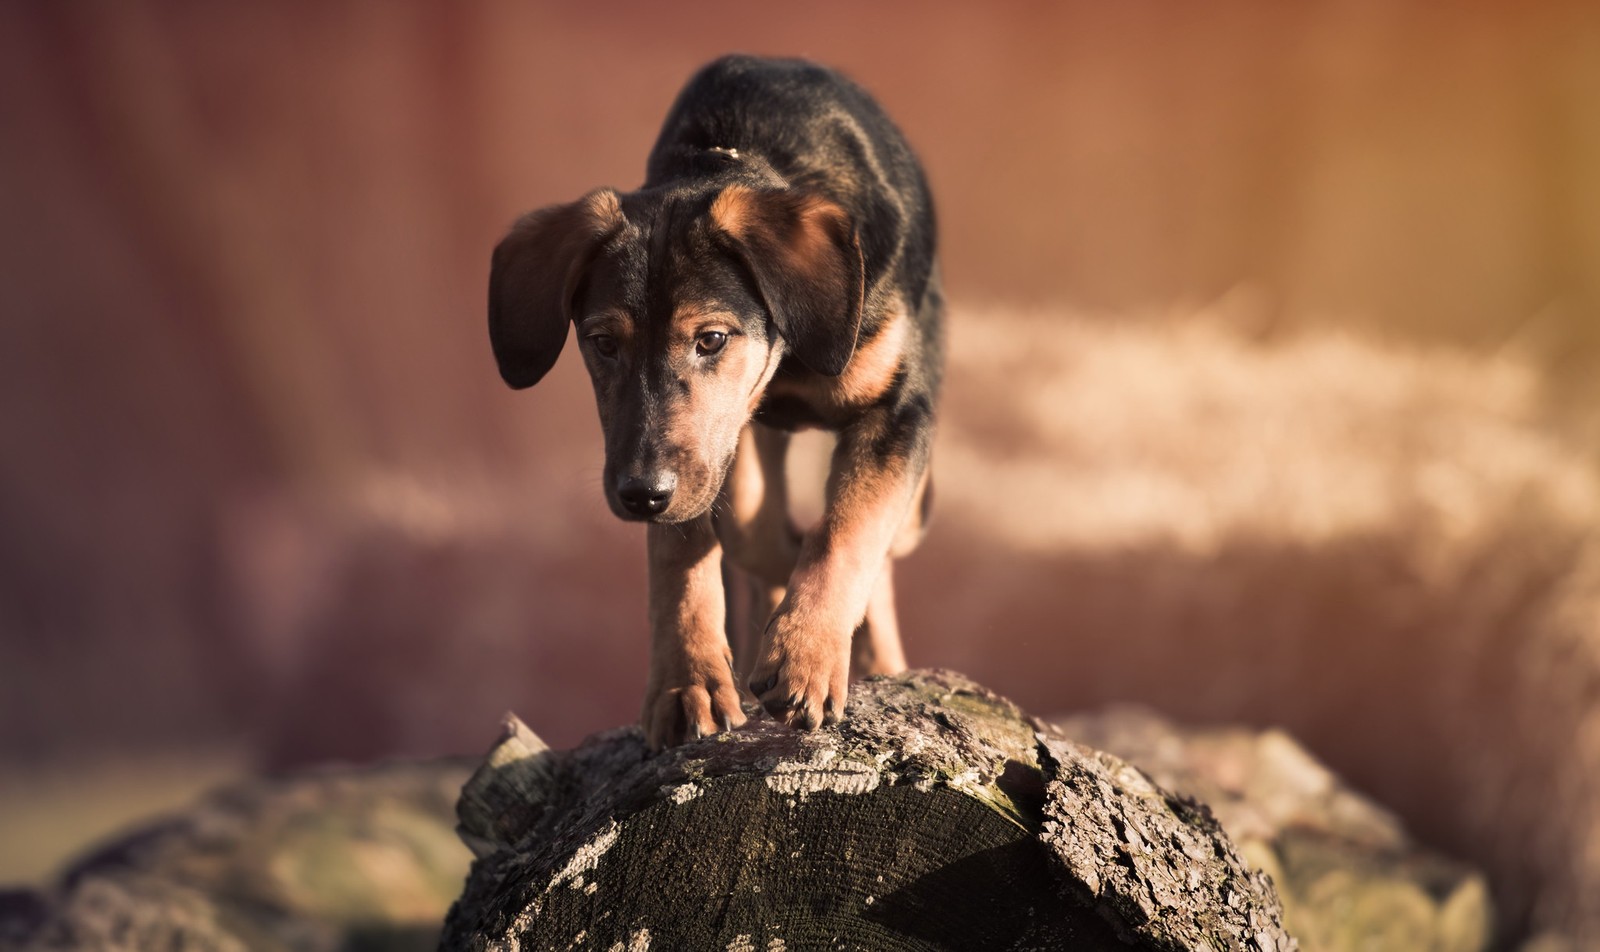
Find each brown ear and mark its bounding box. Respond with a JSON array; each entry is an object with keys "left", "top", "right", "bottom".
[
  {"left": 710, "top": 186, "right": 865, "bottom": 376},
  {"left": 489, "top": 189, "right": 623, "bottom": 389}
]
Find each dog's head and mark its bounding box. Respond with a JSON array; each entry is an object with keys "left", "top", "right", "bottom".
[{"left": 490, "top": 184, "right": 864, "bottom": 523}]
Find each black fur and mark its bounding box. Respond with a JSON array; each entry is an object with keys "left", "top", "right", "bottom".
[
  {"left": 649, "top": 55, "right": 943, "bottom": 435},
  {"left": 490, "top": 54, "right": 943, "bottom": 460}
]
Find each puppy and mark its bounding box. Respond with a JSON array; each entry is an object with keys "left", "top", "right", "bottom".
[{"left": 489, "top": 54, "right": 942, "bottom": 749}]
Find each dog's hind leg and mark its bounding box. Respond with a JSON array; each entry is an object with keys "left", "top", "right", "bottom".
[
  {"left": 849, "top": 469, "right": 930, "bottom": 677},
  {"left": 850, "top": 560, "right": 907, "bottom": 677}
]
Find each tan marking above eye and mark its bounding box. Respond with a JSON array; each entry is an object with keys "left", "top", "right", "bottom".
[
  {"left": 672, "top": 305, "right": 744, "bottom": 358},
  {"left": 672, "top": 303, "right": 740, "bottom": 331}
]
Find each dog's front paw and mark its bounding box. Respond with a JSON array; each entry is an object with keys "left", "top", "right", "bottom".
[
  {"left": 747, "top": 614, "right": 850, "bottom": 731},
  {"left": 642, "top": 645, "right": 747, "bottom": 751}
]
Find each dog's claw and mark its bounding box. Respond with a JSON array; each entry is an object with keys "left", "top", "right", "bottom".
[{"left": 643, "top": 655, "right": 748, "bottom": 750}]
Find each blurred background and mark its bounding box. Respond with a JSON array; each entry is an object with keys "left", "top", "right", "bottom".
[{"left": 1, "top": 0, "right": 1597, "bottom": 944}]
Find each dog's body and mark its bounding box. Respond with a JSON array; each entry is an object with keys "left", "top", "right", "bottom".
[{"left": 490, "top": 55, "right": 942, "bottom": 748}]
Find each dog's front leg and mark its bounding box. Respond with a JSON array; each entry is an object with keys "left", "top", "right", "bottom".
[
  {"left": 642, "top": 515, "right": 746, "bottom": 750},
  {"left": 714, "top": 423, "right": 802, "bottom": 674},
  {"left": 747, "top": 409, "right": 929, "bottom": 728}
]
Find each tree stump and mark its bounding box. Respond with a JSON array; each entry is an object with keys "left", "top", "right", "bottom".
[{"left": 445, "top": 670, "right": 1295, "bottom": 951}]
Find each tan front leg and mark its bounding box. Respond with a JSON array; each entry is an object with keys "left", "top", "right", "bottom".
[
  {"left": 748, "top": 414, "right": 928, "bottom": 729},
  {"left": 714, "top": 422, "right": 800, "bottom": 671},
  {"left": 641, "top": 515, "right": 746, "bottom": 750}
]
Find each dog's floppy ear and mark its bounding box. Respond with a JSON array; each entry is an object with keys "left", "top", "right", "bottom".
[
  {"left": 489, "top": 188, "right": 623, "bottom": 389},
  {"left": 710, "top": 186, "right": 865, "bottom": 376}
]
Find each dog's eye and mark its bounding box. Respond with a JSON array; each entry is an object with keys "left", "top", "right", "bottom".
[
  {"left": 588, "top": 334, "right": 619, "bottom": 359},
  {"left": 695, "top": 331, "right": 728, "bottom": 356}
]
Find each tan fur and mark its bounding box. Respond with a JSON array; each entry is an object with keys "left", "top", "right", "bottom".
[
  {"left": 890, "top": 466, "right": 932, "bottom": 558},
  {"left": 582, "top": 187, "right": 624, "bottom": 228},
  {"left": 768, "top": 302, "right": 909, "bottom": 411},
  {"left": 671, "top": 302, "right": 735, "bottom": 332},
  {"left": 643, "top": 517, "right": 745, "bottom": 748},
  {"left": 646, "top": 304, "right": 784, "bottom": 519},
  {"left": 789, "top": 194, "right": 847, "bottom": 276},
  {"left": 716, "top": 424, "right": 799, "bottom": 586},
  {"left": 708, "top": 185, "right": 756, "bottom": 239},
  {"left": 851, "top": 560, "right": 907, "bottom": 677},
  {"left": 748, "top": 439, "right": 921, "bottom": 726}
]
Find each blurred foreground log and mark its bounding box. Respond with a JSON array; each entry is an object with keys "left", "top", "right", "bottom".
[
  {"left": 0, "top": 671, "right": 1497, "bottom": 951},
  {"left": 446, "top": 671, "right": 1295, "bottom": 951},
  {"left": 1, "top": 762, "right": 472, "bottom": 952}
]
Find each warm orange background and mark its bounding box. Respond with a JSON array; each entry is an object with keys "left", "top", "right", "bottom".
[{"left": 2, "top": 2, "right": 1598, "bottom": 943}]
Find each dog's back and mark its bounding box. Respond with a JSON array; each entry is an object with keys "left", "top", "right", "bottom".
[{"left": 646, "top": 55, "right": 938, "bottom": 320}]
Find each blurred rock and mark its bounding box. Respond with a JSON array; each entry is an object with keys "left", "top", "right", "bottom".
[
  {"left": 3, "top": 762, "right": 471, "bottom": 952},
  {"left": 1051, "top": 706, "right": 1494, "bottom": 951}
]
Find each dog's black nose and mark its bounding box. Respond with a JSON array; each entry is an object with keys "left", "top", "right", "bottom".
[{"left": 617, "top": 474, "right": 676, "bottom": 517}]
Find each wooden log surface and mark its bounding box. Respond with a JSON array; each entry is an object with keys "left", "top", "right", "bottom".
[{"left": 446, "top": 670, "right": 1295, "bottom": 951}]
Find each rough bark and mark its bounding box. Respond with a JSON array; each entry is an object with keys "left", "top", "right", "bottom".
[{"left": 445, "top": 670, "right": 1296, "bottom": 951}]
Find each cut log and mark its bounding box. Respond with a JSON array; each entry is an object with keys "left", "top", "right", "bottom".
[{"left": 445, "top": 670, "right": 1295, "bottom": 951}]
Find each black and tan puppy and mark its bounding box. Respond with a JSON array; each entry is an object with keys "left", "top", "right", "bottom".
[{"left": 489, "top": 54, "right": 941, "bottom": 749}]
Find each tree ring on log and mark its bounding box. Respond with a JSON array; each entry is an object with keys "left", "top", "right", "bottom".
[{"left": 498, "top": 776, "right": 1127, "bottom": 950}]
